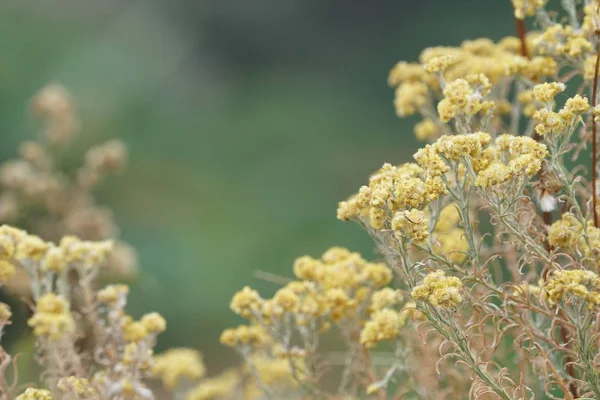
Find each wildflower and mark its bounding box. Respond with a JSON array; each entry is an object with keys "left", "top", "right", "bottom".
[
  {"left": 414, "top": 147, "right": 449, "bottom": 176},
  {"left": 250, "top": 354, "right": 302, "bottom": 386},
  {"left": 140, "top": 312, "right": 167, "bottom": 334},
  {"left": 424, "top": 55, "right": 457, "bottom": 73},
  {"left": 360, "top": 309, "right": 403, "bottom": 348},
  {"left": 152, "top": 348, "right": 206, "bottom": 389},
  {"left": 411, "top": 270, "right": 463, "bottom": 308},
  {"left": 533, "top": 108, "right": 566, "bottom": 135},
  {"left": 324, "top": 288, "right": 351, "bottom": 322},
  {"left": 57, "top": 377, "right": 97, "bottom": 398},
  {"left": 434, "top": 228, "right": 469, "bottom": 264},
  {"left": 185, "top": 370, "right": 239, "bottom": 400},
  {"left": 16, "top": 389, "right": 52, "bottom": 400},
  {"left": 414, "top": 118, "right": 439, "bottom": 142},
  {"left": 0, "top": 260, "right": 15, "bottom": 283},
  {"left": 560, "top": 95, "right": 590, "bottom": 124},
  {"left": 272, "top": 287, "right": 299, "bottom": 312},
  {"left": 361, "top": 263, "right": 393, "bottom": 287},
  {"left": 219, "top": 325, "right": 270, "bottom": 348},
  {"left": 98, "top": 284, "right": 129, "bottom": 306},
  {"left": 392, "top": 209, "right": 429, "bottom": 243},
  {"left": 394, "top": 82, "right": 428, "bottom": 117},
  {"left": 435, "top": 204, "right": 461, "bottom": 232},
  {"left": 543, "top": 270, "right": 600, "bottom": 309},
  {"left": 371, "top": 288, "right": 402, "bottom": 311},
  {"left": 15, "top": 234, "right": 48, "bottom": 262},
  {"left": 230, "top": 286, "right": 263, "bottom": 318},
  {"left": 123, "top": 320, "right": 148, "bottom": 342},
  {"left": 59, "top": 236, "right": 113, "bottom": 270},
  {"left": 434, "top": 132, "right": 491, "bottom": 161},
  {"left": 40, "top": 246, "right": 65, "bottom": 273},
  {"left": 387, "top": 61, "right": 432, "bottom": 87},
  {"left": 337, "top": 163, "right": 444, "bottom": 229},
  {"left": 27, "top": 293, "right": 75, "bottom": 340},
  {"left": 547, "top": 213, "right": 600, "bottom": 261},
  {"left": 594, "top": 105, "right": 600, "bottom": 122}
]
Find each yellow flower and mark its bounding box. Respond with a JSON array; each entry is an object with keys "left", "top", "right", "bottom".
[
  {"left": 27, "top": 293, "right": 75, "bottom": 340},
  {"left": 543, "top": 270, "right": 600, "bottom": 309},
  {"left": 153, "top": 348, "right": 206, "bottom": 389},
  {"left": 392, "top": 209, "right": 429, "bottom": 244},
  {"left": 123, "top": 320, "right": 148, "bottom": 342},
  {"left": 360, "top": 309, "right": 403, "bottom": 348},
  {"left": 412, "top": 270, "right": 463, "bottom": 308},
  {"left": 57, "top": 377, "right": 97, "bottom": 398},
  {"left": 97, "top": 284, "right": 129, "bottom": 306},
  {"left": 185, "top": 370, "right": 239, "bottom": 400},
  {"left": 219, "top": 325, "right": 270, "bottom": 348},
  {"left": 0, "top": 260, "right": 15, "bottom": 283},
  {"left": 230, "top": 286, "right": 263, "bottom": 318},
  {"left": 140, "top": 312, "right": 166, "bottom": 334},
  {"left": 16, "top": 389, "right": 52, "bottom": 400}
]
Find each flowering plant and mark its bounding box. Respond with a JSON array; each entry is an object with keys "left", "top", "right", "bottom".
[{"left": 219, "top": 0, "right": 600, "bottom": 399}]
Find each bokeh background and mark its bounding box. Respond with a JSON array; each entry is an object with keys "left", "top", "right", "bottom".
[{"left": 0, "top": 0, "right": 513, "bottom": 372}]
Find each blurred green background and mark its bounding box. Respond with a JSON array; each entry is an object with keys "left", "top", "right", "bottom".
[{"left": 0, "top": 0, "right": 513, "bottom": 371}]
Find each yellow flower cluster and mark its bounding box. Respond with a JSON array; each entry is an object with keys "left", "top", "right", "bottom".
[
  {"left": 411, "top": 270, "right": 463, "bottom": 308},
  {"left": 15, "top": 389, "right": 52, "bottom": 400},
  {"left": 432, "top": 204, "right": 468, "bottom": 264},
  {"left": 413, "top": 118, "right": 439, "bottom": 142},
  {"left": 230, "top": 286, "right": 263, "bottom": 318},
  {"left": 532, "top": 82, "right": 566, "bottom": 103},
  {"left": 152, "top": 348, "right": 206, "bottom": 389},
  {"left": 391, "top": 209, "right": 429, "bottom": 244},
  {"left": 548, "top": 213, "right": 600, "bottom": 260},
  {"left": 433, "top": 131, "right": 492, "bottom": 162},
  {"left": 249, "top": 354, "right": 302, "bottom": 387},
  {"left": 360, "top": 308, "right": 403, "bottom": 348},
  {"left": 394, "top": 81, "right": 429, "bottom": 117},
  {"left": 475, "top": 134, "right": 548, "bottom": 187},
  {"left": 437, "top": 74, "right": 494, "bottom": 123},
  {"left": 389, "top": 33, "right": 558, "bottom": 141},
  {"left": 121, "top": 311, "right": 166, "bottom": 343},
  {"left": 228, "top": 248, "right": 393, "bottom": 332},
  {"left": 411, "top": 131, "right": 546, "bottom": 189},
  {"left": 185, "top": 375, "right": 234, "bottom": 400},
  {"left": 360, "top": 288, "right": 423, "bottom": 348},
  {"left": 186, "top": 370, "right": 240, "bottom": 400},
  {"left": 185, "top": 356, "right": 301, "bottom": 400},
  {"left": 0, "top": 259, "right": 15, "bottom": 283},
  {"left": 370, "top": 287, "right": 402, "bottom": 311},
  {"left": 223, "top": 248, "right": 403, "bottom": 365},
  {"left": 0, "top": 225, "right": 113, "bottom": 280},
  {"left": 535, "top": 24, "right": 594, "bottom": 59},
  {"left": 57, "top": 377, "right": 97, "bottom": 398},
  {"left": 59, "top": 235, "right": 113, "bottom": 271},
  {"left": 337, "top": 163, "right": 445, "bottom": 229},
  {"left": 27, "top": 293, "right": 75, "bottom": 340},
  {"left": 220, "top": 324, "right": 271, "bottom": 348},
  {"left": 543, "top": 270, "right": 600, "bottom": 308},
  {"left": 97, "top": 284, "right": 130, "bottom": 306},
  {"left": 511, "top": 0, "right": 547, "bottom": 19},
  {"left": 533, "top": 85, "right": 590, "bottom": 136}
]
